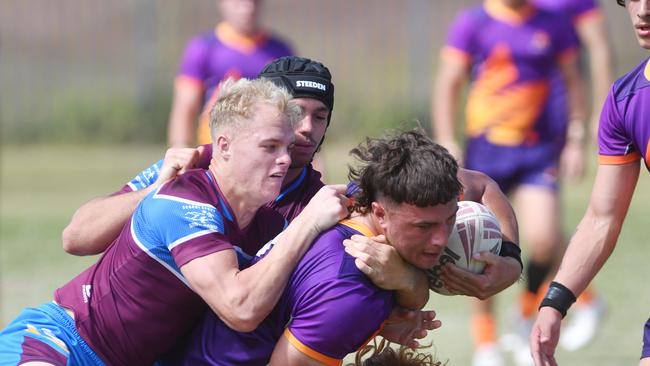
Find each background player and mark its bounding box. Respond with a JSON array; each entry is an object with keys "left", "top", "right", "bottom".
[
  {"left": 0, "top": 78, "right": 350, "bottom": 365},
  {"left": 513, "top": 0, "right": 613, "bottom": 354},
  {"left": 530, "top": 0, "right": 650, "bottom": 365},
  {"left": 167, "top": 0, "right": 293, "bottom": 147},
  {"left": 431, "top": 0, "right": 586, "bottom": 365}
]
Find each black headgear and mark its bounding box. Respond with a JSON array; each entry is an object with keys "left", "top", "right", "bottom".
[{"left": 258, "top": 56, "right": 334, "bottom": 123}]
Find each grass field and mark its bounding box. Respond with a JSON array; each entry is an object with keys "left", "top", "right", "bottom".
[{"left": 1, "top": 142, "right": 649, "bottom": 365}]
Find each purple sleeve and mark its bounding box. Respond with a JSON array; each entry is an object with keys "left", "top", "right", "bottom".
[
  {"left": 573, "top": 0, "right": 599, "bottom": 21},
  {"left": 550, "top": 14, "right": 579, "bottom": 57},
  {"left": 177, "top": 35, "right": 210, "bottom": 82},
  {"left": 445, "top": 10, "right": 477, "bottom": 55},
  {"left": 597, "top": 87, "right": 635, "bottom": 160},
  {"left": 287, "top": 279, "right": 393, "bottom": 359}
]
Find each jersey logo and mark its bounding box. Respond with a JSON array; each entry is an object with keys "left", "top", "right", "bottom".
[
  {"left": 184, "top": 207, "right": 218, "bottom": 230},
  {"left": 82, "top": 284, "right": 92, "bottom": 303},
  {"left": 530, "top": 31, "right": 550, "bottom": 53}
]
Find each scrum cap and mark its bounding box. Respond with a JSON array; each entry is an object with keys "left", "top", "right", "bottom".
[{"left": 258, "top": 56, "right": 334, "bottom": 122}]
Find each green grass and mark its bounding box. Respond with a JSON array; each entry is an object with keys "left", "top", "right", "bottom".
[{"left": 2, "top": 143, "right": 650, "bottom": 365}]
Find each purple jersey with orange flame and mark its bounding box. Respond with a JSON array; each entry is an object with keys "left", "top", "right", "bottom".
[
  {"left": 172, "top": 220, "right": 393, "bottom": 366},
  {"left": 597, "top": 57, "right": 650, "bottom": 170},
  {"left": 444, "top": 0, "right": 578, "bottom": 147},
  {"left": 176, "top": 23, "right": 293, "bottom": 144}
]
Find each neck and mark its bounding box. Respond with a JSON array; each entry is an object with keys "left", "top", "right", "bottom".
[
  {"left": 348, "top": 211, "right": 384, "bottom": 237},
  {"left": 209, "top": 162, "right": 259, "bottom": 229}
]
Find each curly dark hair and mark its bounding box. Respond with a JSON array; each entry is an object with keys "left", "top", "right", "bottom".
[
  {"left": 617, "top": 0, "right": 625, "bottom": 6},
  {"left": 348, "top": 129, "right": 462, "bottom": 213},
  {"left": 346, "top": 338, "right": 444, "bottom": 366}
]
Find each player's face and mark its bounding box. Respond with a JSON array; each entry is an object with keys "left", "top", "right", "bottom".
[
  {"left": 375, "top": 199, "right": 458, "bottom": 270},
  {"left": 228, "top": 103, "right": 293, "bottom": 205},
  {"left": 218, "top": 0, "right": 260, "bottom": 34},
  {"left": 626, "top": 0, "right": 650, "bottom": 49},
  {"left": 290, "top": 98, "right": 330, "bottom": 169}
]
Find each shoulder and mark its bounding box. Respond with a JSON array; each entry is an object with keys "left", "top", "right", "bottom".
[{"left": 612, "top": 58, "right": 650, "bottom": 102}]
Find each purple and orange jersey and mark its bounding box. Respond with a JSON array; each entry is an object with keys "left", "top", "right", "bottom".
[
  {"left": 532, "top": 0, "right": 602, "bottom": 27},
  {"left": 443, "top": 0, "right": 578, "bottom": 146},
  {"left": 176, "top": 22, "right": 293, "bottom": 144},
  {"left": 117, "top": 143, "right": 325, "bottom": 223},
  {"left": 173, "top": 220, "right": 394, "bottom": 366},
  {"left": 598, "top": 57, "right": 650, "bottom": 169},
  {"left": 54, "top": 170, "right": 286, "bottom": 365}
]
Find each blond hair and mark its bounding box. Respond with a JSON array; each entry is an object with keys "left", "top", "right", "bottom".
[{"left": 209, "top": 77, "right": 300, "bottom": 140}]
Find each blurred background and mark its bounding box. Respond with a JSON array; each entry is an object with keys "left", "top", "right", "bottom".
[{"left": 1, "top": 1, "right": 649, "bottom": 365}]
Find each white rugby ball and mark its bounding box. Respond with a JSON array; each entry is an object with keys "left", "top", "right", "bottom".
[{"left": 427, "top": 201, "right": 502, "bottom": 295}]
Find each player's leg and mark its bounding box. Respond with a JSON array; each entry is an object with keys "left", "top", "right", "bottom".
[
  {"left": 0, "top": 305, "right": 70, "bottom": 366},
  {"left": 471, "top": 298, "right": 504, "bottom": 366},
  {"left": 464, "top": 138, "right": 514, "bottom": 366},
  {"left": 507, "top": 184, "right": 561, "bottom": 366}
]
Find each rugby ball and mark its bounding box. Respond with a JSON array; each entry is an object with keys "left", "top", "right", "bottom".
[{"left": 427, "top": 201, "right": 502, "bottom": 295}]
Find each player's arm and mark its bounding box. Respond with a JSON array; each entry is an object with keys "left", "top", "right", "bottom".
[
  {"left": 440, "top": 168, "right": 521, "bottom": 299},
  {"left": 575, "top": 15, "right": 613, "bottom": 140},
  {"left": 343, "top": 234, "right": 430, "bottom": 309},
  {"left": 167, "top": 78, "right": 203, "bottom": 147},
  {"left": 61, "top": 147, "right": 203, "bottom": 255},
  {"left": 180, "top": 185, "right": 350, "bottom": 332},
  {"left": 558, "top": 53, "right": 588, "bottom": 181},
  {"left": 431, "top": 48, "right": 469, "bottom": 160},
  {"left": 530, "top": 162, "right": 640, "bottom": 366}
]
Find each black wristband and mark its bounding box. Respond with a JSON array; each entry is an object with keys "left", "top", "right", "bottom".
[
  {"left": 499, "top": 240, "right": 523, "bottom": 273},
  {"left": 539, "top": 281, "right": 577, "bottom": 318}
]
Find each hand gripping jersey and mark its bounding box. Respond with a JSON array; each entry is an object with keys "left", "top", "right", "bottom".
[
  {"left": 119, "top": 144, "right": 324, "bottom": 223},
  {"left": 598, "top": 57, "right": 650, "bottom": 170},
  {"left": 443, "top": 0, "right": 578, "bottom": 146},
  {"left": 172, "top": 220, "right": 394, "bottom": 366},
  {"left": 54, "top": 170, "right": 286, "bottom": 365},
  {"left": 175, "top": 22, "right": 293, "bottom": 144}
]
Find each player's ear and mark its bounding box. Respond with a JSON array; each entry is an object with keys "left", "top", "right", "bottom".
[
  {"left": 215, "top": 134, "right": 231, "bottom": 160},
  {"left": 371, "top": 201, "right": 387, "bottom": 224}
]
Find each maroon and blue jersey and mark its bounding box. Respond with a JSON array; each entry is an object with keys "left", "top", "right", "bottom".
[
  {"left": 54, "top": 169, "right": 286, "bottom": 365},
  {"left": 597, "top": 57, "right": 650, "bottom": 170},
  {"left": 176, "top": 22, "right": 293, "bottom": 144},
  {"left": 443, "top": 0, "right": 578, "bottom": 147},
  {"left": 173, "top": 220, "right": 394, "bottom": 366},
  {"left": 119, "top": 143, "right": 324, "bottom": 223}
]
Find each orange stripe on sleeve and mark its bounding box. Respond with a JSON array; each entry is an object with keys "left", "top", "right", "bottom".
[
  {"left": 574, "top": 9, "right": 603, "bottom": 26},
  {"left": 598, "top": 152, "right": 641, "bottom": 165},
  {"left": 284, "top": 329, "right": 342, "bottom": 366},
  {"left": 175, "top": 75, "right": 204, "bottom": 91},
  {"left": 440, "top": 46, "right": 472, "bottom": 67}
]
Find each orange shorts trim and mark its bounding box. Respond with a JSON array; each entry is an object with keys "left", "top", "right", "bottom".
[{"left": 284, "top": 329, "right": 342, "bottom": 366}]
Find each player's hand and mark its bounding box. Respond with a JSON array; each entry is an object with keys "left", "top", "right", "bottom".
[
  {"left": 560, "top": 141, "right": 585, "bottom": 183},
  {"left": 343, "top": 234, "right": 417, "bottom": 292},
  {"left": 379, "top": 307, "right": 442, "bottom": 349},
  {"left": 530, "top": 307, "right": 562, "bottom": 366},
  {"left": 301, "top": 184, "right": 351, "bottom": 234},
  {"left": 154, "top": 146, "right": 204, "bottom": 187},
  {"left": 440, "top": 252, "right": 520, "bottom": 299}
]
